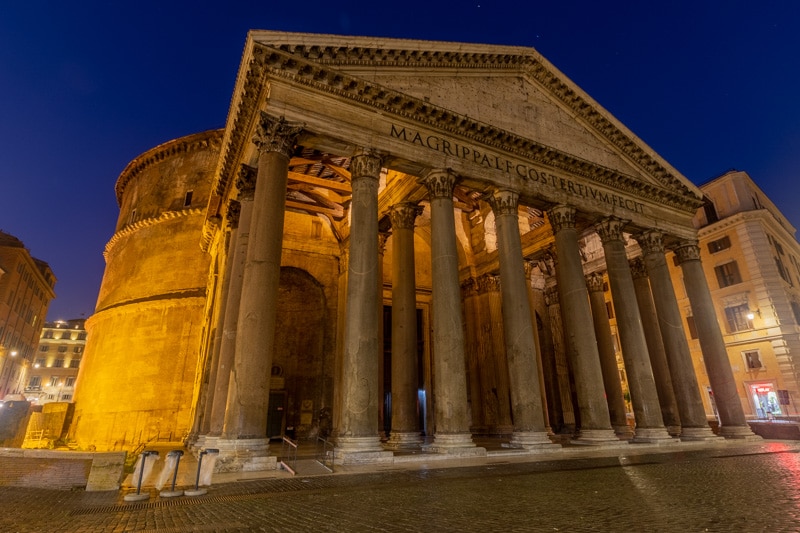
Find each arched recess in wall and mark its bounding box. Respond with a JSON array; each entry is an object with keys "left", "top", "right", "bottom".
[{"left": 272, "top": 267, "right": 327, "bottom": 439}]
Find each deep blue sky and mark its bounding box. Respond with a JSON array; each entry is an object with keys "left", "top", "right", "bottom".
[{"left": 2, "top": 1, "right": 799, "bottom": 321}]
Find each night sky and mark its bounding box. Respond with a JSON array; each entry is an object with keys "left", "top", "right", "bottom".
[{"left": 2, "top": 1, "right": 799, "bottom": 321}]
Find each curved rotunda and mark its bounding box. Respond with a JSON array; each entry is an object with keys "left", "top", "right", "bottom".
[{"left": 72, "top": 31, "right": 757, "bottom": 465}]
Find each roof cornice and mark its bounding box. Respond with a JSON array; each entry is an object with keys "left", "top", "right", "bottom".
[
  {"left": 116, "top": 129, "right": 223, "bottom": 206},
  {"left": 264, "top": 45, "right": 701, "bottom": 211}
]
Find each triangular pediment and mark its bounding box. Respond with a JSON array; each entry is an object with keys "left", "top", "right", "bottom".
[{"left": 219, "top": 31, "right": 703, "bottom": 216}]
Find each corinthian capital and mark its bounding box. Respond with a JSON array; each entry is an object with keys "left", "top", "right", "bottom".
[
  {"left": 547, "top": 205, "right": 576, "bottom": 234},
  {"left": 390, "top": 202, "right": 423, "bottom": 230},
  {"left": 585, "top": 272, "right": 605, "bottom": 293},
  {"left": 595, "top": 216, "right": 628, "bottom": 244},
  {"left": 226, "top": 200, "right": 241, "bottom": 229},
  {"left": 350, "top": 149, "right": 383, "bottom": 180},
  {"left": 236, "top": 164, "right": 257, "bottom": 200},
  {"left": 673, "top": 240, "right": 701, "bottom": 265},
  {"left": 421, "top": 169, "right": 458, "bottom": 200},
  {"left": 634, "top": 229, "right": 665, "bottom": 257},
  {"left": 486, "top": 188, "right": 519, "bottom": 217},
  {"left": 253, "top": 113, "right": 304, "bottom": 158}
]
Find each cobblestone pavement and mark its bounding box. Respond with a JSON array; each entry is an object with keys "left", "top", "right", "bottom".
[{"left": 3, "top": 441, "right": 800, "bottom": 532}]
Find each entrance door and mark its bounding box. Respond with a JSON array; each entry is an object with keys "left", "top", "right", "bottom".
[{"left": 267, "top": 391, "right": 287, "bottom": 440}]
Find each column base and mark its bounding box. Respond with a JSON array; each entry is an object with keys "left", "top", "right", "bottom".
[
  {"left": 678, "top": 426, "right": 724, "bottom": 442},
  {"left": 718, "top": 425, "right": 762, "bottom": 440},
  {"left": 335, "top": 436, "right": 395, "bottom": 464},
  {"left": 422, "top": 433, "right": 487, "bottom": 457},
  {"left": 570, "top": 428, "right": 628, "bottom": 446},
  {"left": 212, "top": 437, "right": 276, "bottom": 473},
  {"left": 613, "top": 424, "right": 635, "bottom": 439},
  {"left": 508, "top": 431, "right": 562, "bottom": 452},
  {"left": 631, "top": 427, "right": 678, "bottom": 444},
  {"left": 666, "top": 425, "right": 682, "bottom": 437},
  {"left": 384, "top": 431, "right": 424, "bottom": 450}
]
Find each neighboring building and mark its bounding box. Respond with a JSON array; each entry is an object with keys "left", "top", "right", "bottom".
[
  {"left": 25, "top": 319, "right": 86, "bottom": 405},
  {"left": 0, "top": 230, "right": 56, "bottom": 399},
  {"left": 73, "top": 31, "right": 757, "bottom": 465},
  {"left": 668, "top": 170, "right": 800, "bottom": 420}
]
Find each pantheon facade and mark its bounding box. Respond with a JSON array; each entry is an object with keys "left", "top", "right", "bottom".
[{"left": 72, "top": 31, "right": 757, "bottom": 469}]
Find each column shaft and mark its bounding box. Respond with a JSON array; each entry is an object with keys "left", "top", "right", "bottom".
[
  {"left": 488, "top": 189, "right": 554, "bottom": 449},
  {"left": 586, "top": 273, "right": 631, "bottom": 438},
  {"left": 337, "top": 150, "right": 384, "bottom": 453},
  {"left": 675, "top": 241, "right": 756, "bottom": 439},
  {"left": 421, "top": 170, "right": 481, "bottom": 453},
  {"left": 636, "top": 231, "right": 717, "bottom": 440},
  {"left": 548, "top": 206, "right": 617, "bottom": 444},
  {"left": 630, "top": 258, "right": 681, "bottom": 435},
  {"left": 223, "top": 115, "right": 300, "bottom": 441},
  {"left": 596, "top": 218, "right": 670, "bottom": 442},
  {"left": 386, "top": 203, "right": 423, "bottom": 449}
]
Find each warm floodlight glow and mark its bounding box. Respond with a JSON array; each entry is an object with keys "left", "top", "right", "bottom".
[{"left": 747, "top": 312, "right": 755, "bottom": 320}]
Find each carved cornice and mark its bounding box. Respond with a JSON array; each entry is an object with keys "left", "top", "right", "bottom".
[
  {"left": 634, "top": 229, "right": 665, "bottom": 258},
  {"left": 421, "top": 169, "right": 458, "bottom": 200},
  {"left": 248, "top": 42, "right": 701, "bottom": 212},
  {"left": 253, "top": 113, "right": 304, "bottom": 158},
  {"left": 585, "top": 272, "right": 605, "bottom": 293},
  {"left": 547, "top": 205, "right": 576, "bottom": 234},
  {"left": 236, "top": 164, "right": 257, "bottom": 200},
  {"left": 673, "top": 241, "right": 701, "bottom": 265},
  {"left": 104, "top": 208, "right": 205, "bottom": 259},
  {"left": 629, "top": 257, "right": 648, "bottom": 279},
  {"left": 486, "top": 188, "right": 519, "bottom": 217},
  {"left": 595, "top": 216, "right": 628, "bottom": 245},
  {"left": 461, "top": 277, "right": 478, "bottom": 298},
  {"left": 390, "top": 202, "right": 422, "bottom": 230},
  {"left": 116, "top": 130, "right": 222, "bottom": 206}
]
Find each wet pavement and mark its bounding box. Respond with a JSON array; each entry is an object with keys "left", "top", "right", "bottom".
[{"left": 2, "top": 440, "right": 800, "bottom": 532}]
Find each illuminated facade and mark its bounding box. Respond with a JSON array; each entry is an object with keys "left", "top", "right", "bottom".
[
  {"left": 0, "top": 230, "right": 56, "bottom": 400},
  {"left": 73, "top": 32, "right": 759, "bottom": 466},
  {"left": 24, "top": 319, "right": 86, "bottom": 404},
  {"left": 670, "top": 170, "right": 800, "bottom": 420}
]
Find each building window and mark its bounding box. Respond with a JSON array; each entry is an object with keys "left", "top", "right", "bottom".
[
  {"left": 65, "top": 377, "right": 75, "bottom": 387},
  {"left": 54, "top": 359, "right": 64, "bottom": 368},
  {"left": 714, "top": 261, "right": 742, "bottom": 288},
  {"left": 48, "top": 376, "right": 59, "bottom": 387},
  {"left": 707, "top": 236, "right": 731, "bottom": 254},
  {"left": 73, "top": 346, "right": 83, "bottom": 354},
  {"left": 39, "top": 345, "right": 49, "bottom": 352},
  {"left": 129, "top": 208, "right": 137, "bottom": 224},
  {"left": 60, "top": 394, "right": 72, "bottom": 401},
  {"left": 184, "top": 190, "right": 193, "bottom": 207},
  {"left": 28, "top": 376, "right": 40, "bottom": 388},
  {"left": 60, "top": 331, "right": 72, "bottom": 340},
  {"left": 77, "top": 332, "right": 87, "bottom": 340},
  {"left": 69, "top": 359, "right": 80, "bottom": 368},
  {"left": 725, "top": 304, "right": 754, "bottom": 333},
  {"left": 686, "top": 315, "right": 699, "bottom": 339},
  {"left": 57, "top": 345, "right": 67, "bottom": 353},
  {"left": 42, "top": 330, "right": 53, "bottom": 339},
  {"left": 743, "top": 350, "right": 763, "bottom": 370},
  {"left": 35, "top": 358, "right": 45, "bottom": 367}
]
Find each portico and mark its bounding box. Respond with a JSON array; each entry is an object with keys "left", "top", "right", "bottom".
[{"left": 189, "top": 31, "right": 757, "bottom": 468}]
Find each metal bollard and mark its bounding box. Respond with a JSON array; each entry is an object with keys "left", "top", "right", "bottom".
[
  {"left": 159, "top": 450, "right": 184, "bottom": 498},
  {"left": 184, "top": 448, "right": 219, "bottom": 497},
  {"left": 124, "top": 450, "right": 159, "bottom": 502}
]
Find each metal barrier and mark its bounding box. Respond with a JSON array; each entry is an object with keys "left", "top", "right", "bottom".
[
  {"left": 316, "top": 437, "right": 335, "bottom": 473},
  {"left": 279, "top": 436, "right": 298, "bottom": 475}
]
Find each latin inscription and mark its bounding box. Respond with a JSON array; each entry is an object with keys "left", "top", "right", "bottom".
[{"left": 390, "top": 124, "right": 645, "bottom": 214}]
